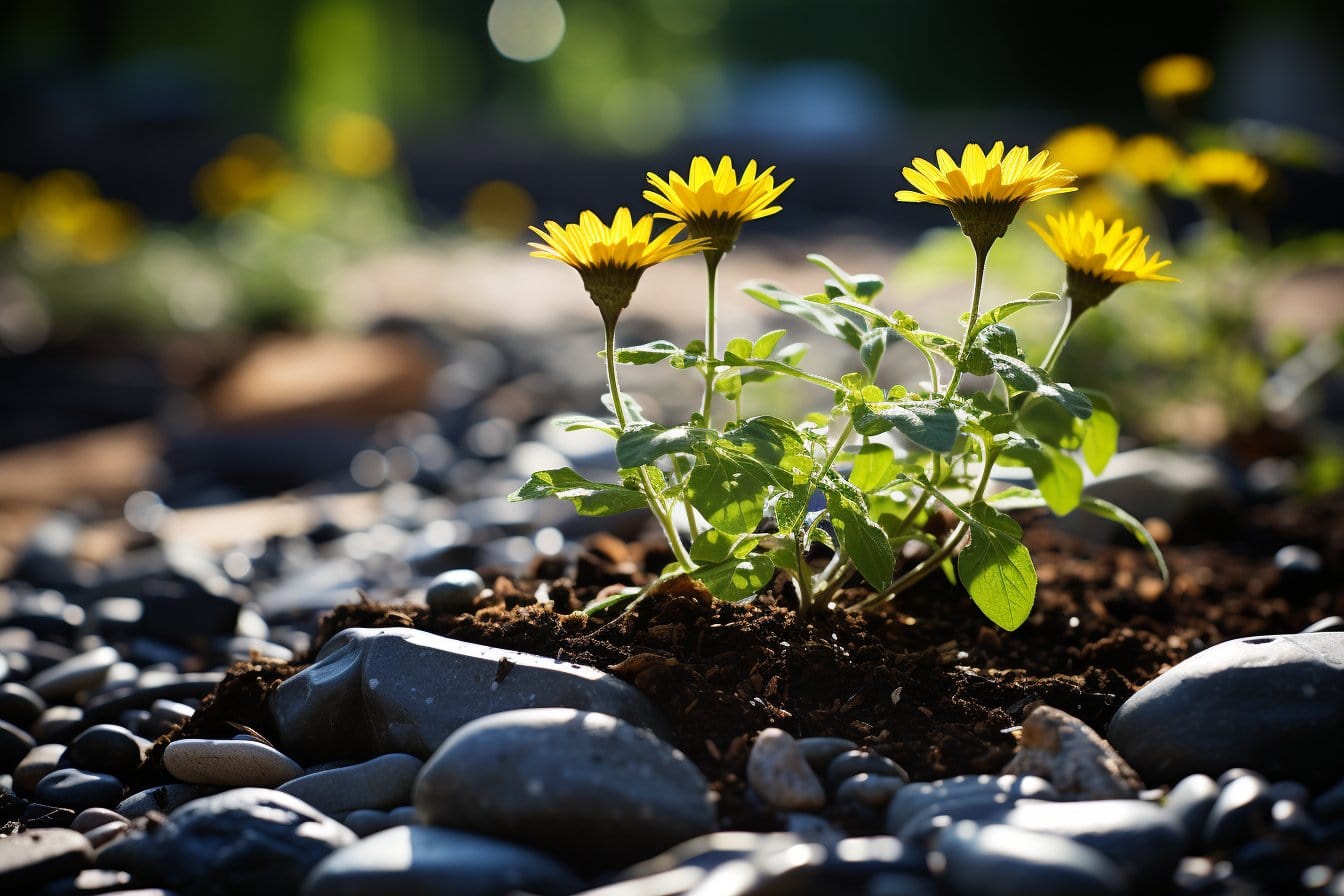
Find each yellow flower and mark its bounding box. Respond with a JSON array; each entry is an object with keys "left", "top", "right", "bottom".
[
  {"left": 529, "top": 207, "right": 710, "bottom": 324},
  {"left": 644, "top": 155, "right": 793, "bottom": 253},
  {"left": 1045, "top": 125, "right": 1119, "bottom": 180},
  {"left": 1185, "top": 148, "right": 1269, "bottom": 197},
  {"left": 1031, "top": 210, "right": 1177, "bottom": 316},
  {"left": 896, "top": 142, "right": 1076, "bottom": 251},
  {"left": 323, "top": 113, "right": 396, "bottom": 178},
  {"left": 1116, "top": 134, "right": 1183, "bottom": 186},
  {"left": 1068, "top": 183, "right": 1129, "bottom": 224},
  {"left": 1141, "top": 54, "right": 1214, "bottom": 102}
]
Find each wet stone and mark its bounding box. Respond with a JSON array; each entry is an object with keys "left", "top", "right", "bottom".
[
  {"left": 931, "top": 822, "right": 1126, "bottom": 896},
  {"left": 746, "top": 728, "right": 826, "bottom": 812},
  {"left": 163, "top": 738, "right": 304, "bottom": 788},
  {"left": 826, "top": 750, "right": 909, "bottom": 789},
  {"left": 278, "top": 753, "right": 423, "bottom": 816},
  {"left": 424, "top": 569, "right": 485, "bottom": 615},
  {"left": 34, "top": 768, "right": 123, "bottom": 812},
  {"left": 415, "top": 707, "right": 716, "bottom": 867},
  {"left": 0, "top": 828, "right": 93, "bottom": 892},
  {"left": 60, "top": 725, "right": 150, "bottom": 779},
  {"left": 301, "top": 825, "right": 584, "bottom": 896}
]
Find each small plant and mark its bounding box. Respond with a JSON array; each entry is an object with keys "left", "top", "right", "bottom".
[{"left": 513, "top": 147, "right": 1172, "bottom": 629}]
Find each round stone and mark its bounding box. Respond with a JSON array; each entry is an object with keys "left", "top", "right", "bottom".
[
  {"left": 164, "top": 738, "right": 304, "bottom": 788},
  {"left": 827, "top": 750, "right": 909, "bottom": 789},
  {"left": 0, "top": 682, "right": 46, "bottom": 728},
  {"left": 746, "top": 728, "right": 826, "bottom": 811},
  {"left": 61, "top": 724, "right": 150, "bottom": 779},
  {"left": 425, "top": 569, "right": 486, "bottom": 615},
  {"left": 33, "top": 768, "right": 123, "bottom": 811}
]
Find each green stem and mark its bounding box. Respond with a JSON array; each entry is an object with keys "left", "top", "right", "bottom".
[
  {"left": 942, "top": 243, "right": 989, "bottom": 403},
  {"left": 802, "top": 419, "right": 854, "bottom": 544},
  {"left": 795, "top": 533, "right": 815, "bottom": 616},
  {"left": 698, "top": 251, "right": 723, "bottom": 427},
  {"left": 1040, "top": 293, "right": 1076, "bottom": 375},
  {"left": 605, "top": 322, "right": 695, "bottom": 572}
]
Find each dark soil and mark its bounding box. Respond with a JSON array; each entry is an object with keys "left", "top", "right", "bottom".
[{"left": 147, "top": 494, "right": 1344, "bottom": 833}]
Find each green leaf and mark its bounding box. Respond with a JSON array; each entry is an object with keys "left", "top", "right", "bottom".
[
  {"left": 510, "top": 468, "right": 647, "bottom": 516},
  {"left": 849, "top": 443, "right": 898, "bottom": 491},
  {"left": 1004, "top": 444, "right": 1084, "bottom": 516},
  {"left": 613, "top": 340, "right": 682, "bottom": 365},
  {"left": 552, "top": 414, "right": 618, "bottom": 436},
  {"left": 825, "top": 481, "right": 894, "bottom": 589},
  {"left": 985, "top": 486, "right": 1048, "bottom": 512},
  {"left": 581, "top": 586, "right": 643, "bottom": 616},
  {"left": 860, "top": 328, "right": 888, "bottom": 381},
  {"left": 724, "top": 416, "right": 804, "bottom": 465},
  {"left": 1080, "top": 496, "right": 1170, "bottom": 583},
  {"left": 752, "top": 329, "right": 787, "bottom": 358},
  {"left": 806, "top": 253, "right": 884, "bottom": 303},
  {"left": 686, "top": 450, "right": 774, "bottom": 535},
  {"left": 741, "top": 282, "right": 864, "bottom": 349},
  {"left": 971, "top": 292, "right": 1060, "bottom": 338},
  {"left": 773, "top": 485, "right": 812, "bottom": 533},
  {"left": 1079, "top": 390, "right": 1119, "bottom": 475},
  {"left": 721, "top": 351, "right": 844, "bottom": 391},
  {"left": 725, "top": 336, "right": 753, "bottom": 359},
  {"left": 615, "top": 424, "right": 709, "bottom": 468},
  {"left": 1019, "top": 398, "right": 1081, "bottom": 449},
  {"left": 957, "top": 502, "right": 1036, "bottom": 630},
  {"left": 601, "top": 391, "right": 647, "bottom": 424},
  {"left": 690, "top": 528, "right": 742, "bottom": 564},
  {"left": 713, "top": 371, "right": 743, "bottom": 400},
  {"left": 972, "top": 326, "right": 1093, "bottom": 419},
  {"left": 852, "top": 400, "right": 961, "bottom": 452},
  {"left": 689, "top": 554, "right": 776, "bottom": 602}
]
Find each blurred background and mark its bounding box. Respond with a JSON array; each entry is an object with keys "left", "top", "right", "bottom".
[{"left": 0, "top": 0, "right": 1342, "bottom": 583}]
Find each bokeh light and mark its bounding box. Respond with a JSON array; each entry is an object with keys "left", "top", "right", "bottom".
[
  {"left": 322, "top": 113, "right": 397, "bottom": 178},
  {"left": 462, "top": 180, "right": 537, "bottom": 239},
  {"left": 487, "top": 0, "right": 566, "bottom": 63}
]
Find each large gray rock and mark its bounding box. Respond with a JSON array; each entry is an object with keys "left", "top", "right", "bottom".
[
  {"left": 279, "top": 753, "right": 423, "bottom": 816},
  {"left": 931, "top": 822, "right": 1125, "bottom": 896},
  {"left": 1107, "top": 633, "right": 1344, "bottom": 789},
  {"left": 270, "top": 628, "right": 669, "bottom": 763},
  {"left": 301, "top": 825, "right": 583, "bottom": 896},
  {"left": 414, "top": 708, "right": 716, "bottom": 866},
  {"left": 97, "top": 787, "right": 355, "bottom": 896}
]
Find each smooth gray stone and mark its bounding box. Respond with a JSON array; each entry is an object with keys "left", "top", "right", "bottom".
[
  {"left": 886, "top": 775, "right": 1056, "bottom": 834},
  {"left": 71, "top": 807, "right": 129, "bottom": 834},
  {"left": 820, "top": 836, "right": 927, "bottom": 878},
  {"left": 826, "top": 750, "right": 909, "bottom": 789},
  {"left": 893, "top": 794, "right": 1019, "bottom": 845},
  {"left": 0, "top": 681, "right": 46, "bottom": 727},
  {"left": 1203, "top": 774, "right": 1273, "bottom": 851},
  {"left": 618, "top": 832, "right": 804, "bottom": 877},
  {"left": 746, "top": 728, "right": 825, "bottom": 811},
  {"left": 34, "top": 768, "right": 123, "bottom": 811},
  {"left": 414, "top": 708, "right": 715, "bottom": 866},
  {"left": 1107, "top": 633, "right": 1344, "bottom": 789},
  {"left": 98, "top": 787, "right": 355, "bottom": 895},
  {"left": 117, "top": 783, "right": 220, "bottom": 818},
  {"left": 164, "top": 738, "right": 304, "bottom": 788},
  {"left": 300, "top": 825, "right": 582, "bottom": 896},
  {"left": 271, "top": 628, "right": 669, "bottom": 763},
  {"left": 795, "top": 737, "right": 858, "bottom": 773},
  {"left": 0, "top": 718, "right": 35, "bottom": 773},
  {"left": 931, "top": 822, "right": 1126, "bottom": 896},
  {"left": 835, "top": 773, "right": 906, "bottom": 809},
  {"left": 340, "top": 809, "right": 396, "bottom": 838},
  {"left": 425, "top": 569, "right": 485, "bottom": 614},
  {"left": 61, "top": 725, "right": 150, "bottom": 779},
  {"left": 279, "top": 754, "right": 423, "bottom": 816},
  {"left": 1164, "top": 774, "right": 1219, "bottom": 846},
  {"left": 681, "top": 843, "right": 828, "bottom": 896},
  {"left": 32, "top": 706, "right": 84, "bottom": 744},
  {"left": 27, "top": 647, "right": 121, "bottom": 701},
  {"left": 1060, "top": 448, "right": 1234, "bottom": 543},
  {"left": 0, "top": 828, "right": 93, "bottom": 891},
  {"left": 1000, "top": 798, "right": 1186, "bottom": 889},
  {"left": 81, "top": 673, "right": 224, "bottom": 725}
]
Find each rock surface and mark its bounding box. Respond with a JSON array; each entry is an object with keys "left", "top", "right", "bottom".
[
  {"left": 0, "top": 828, "right": 93, "bottom": 891},
  {"left": 932, "top": 822, "right": 1126, "bottom": 896},
  {"left": 164, "top": 738, "right": 305, "bottom": 788},
  {"left": 270, "top": 627, "right": 669, "bottom": 762},
  {"left": 1002, "top": 705, "right": 1143, "bottom": 799},
  {"left": 1107, "top": 633, "right": 1344, "bottom": 788},
  {"left": 746, "top": 727, "right": 826, "bottom": 811},
  {"left": 279, "top": 753, "right": 423, "bottom": 816}
]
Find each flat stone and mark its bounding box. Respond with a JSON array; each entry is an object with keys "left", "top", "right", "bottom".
[
  {"left": 886, "top": 775, "right": 1057, "bottom": 834},
  {"left": 414, "top": 708, "right": 715, "bottom": 866},
  {"left": 270, "top": 628, "right": 669, "bottom": 763},
  {"left": 746, "top": 728, "right": 825, "bottom": 811},
  {"left": 26, "top": 647, "right": 121, "bottom": 702},
  {"left": 931, "top": 822, "right": 1126, "bottom": 896},
  {"left": 300, "top": 825, "right": 583, "bottom": 896},
  {"left": 1107, "top": 633, "right": 1344, "bottom": 788},
  {"left": 33, "top": 768, "right": 123, "bottom": 811},
  {"left": 278, "top": 753, "right": 423, "bottom": 816},
  {"left": 1001, "top": 706, "right": 1142, "bottom": 799},
  {"left": 1000, "top": 799, "right": 1186, "bottom": 889},
  {"left": 0, "top": 828, "right": 93, "bottom": 892},
  {"left": 164, "top": 738, "right": 304, "bottom": 788},
  {"left": 97, "top": 787, "right": 355, "bottom": 895}
]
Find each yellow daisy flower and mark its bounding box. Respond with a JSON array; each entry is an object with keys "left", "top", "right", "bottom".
[
  {"left": 1116, "top": 134, "right": 1183, "bottom": 187},
  {"left": 1045, "top": 125, "right": 1119, "bottom": 180},
  {"left": 1031, "top": 210, "right": 1177, "bottom": 315},
  {"left": 529, "top": 207, "right": 709, "bottom": 324},
  {"left": 644, "top": 155, "right": 793, "bottom": 253},
  {"left": 1141, "top": 54, "right": 1214, "bottom": 102},
  {"left": 1185, "top": 148, "right": 1269, "bottom": 197},
  {"left": 896, "top": 142, "right": 1076, "bottom": 251}
]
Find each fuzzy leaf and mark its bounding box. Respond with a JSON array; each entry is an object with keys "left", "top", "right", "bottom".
[
  {"left": 1080, "top": 390, "right": 1119, "bottom": 474},
  {"left": 686, "top": 451, "right": 774, "bottom": 535},
  {"left": 689, "top": 554, "right": 776, "bottom": 602},
  {"left": 510, "top": 468, "right": 646, "bottom": 516},
  {"left": 615, "top": 424, "right": 709, "bottom": 468},
  {"left": 852, "top": 400, "right": 960, "bottom": 452},
  {"left": 1080, "top": 496, "right": 1170, "bottom": 583},
  {"left": 825, "top": 481, "right": 894, "bottom": 590},
  {"left": 741, "top": 282, "right": 864, "bottom": 349},
  {"left": 958, "top": 502, "right": 1036, "bottom": 630},
  {"left": 613, "top": 340, "right": 683, "bottom": 365}
]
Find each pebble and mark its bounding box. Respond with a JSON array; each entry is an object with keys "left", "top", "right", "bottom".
[
  {"left": 60, "top": 724, "right": 150, "bottom": 779},
  {"left": 278, "top": 753, "right": 423, "bottom": 816},
  {"left": 341, "top": 809, "right": 399, "bottom": 838},
  {"left": 0, "top": 828, "right": 93, "bottom": 892},
  {"left": 0, "top": 717, "right": 35, "bottom": 773},
  {"left": 163, "top": 737, "right": 305, "bottom": 788},
  {"left": 826, "top": 750, "right": 909, "bottom": 789},
  {"left": 270, "top": 627, "right": 670, "bottom": 763},
  {"left": 1107, "top": 632, "right": 1344, "bottom": 789},
  {"left": 746, "top": 728, "right": 826, "bottom": 811},
  {"left": 796, "top": 736, "right": 858, "bottom": 773},
  {"left": 14, "top": 743, "right": 66, "bottom": 796},
  {"left": 116, "top": 783, "right": 221, "bottom": 818},
  {"left": 0, "top": 681, "right": 47, "bottom": 727},
  {"left": 70, "top": 807, "right": 128, "bottom": 834},
  {"left": 33, "top": 768, "right": 124, "bottom": 811},
  {"left": 1163, "top": 773, "right": 1219, "bottom": 846},
  {"left": 931, "top": 821, "right": 1126, "bottom": 896},
  {"left": 98, "top": 787, "right": 355, "bottom": 895},
  {"left": 1203, "top": 773, "right": 1273, "bottom": 851},
  {"left": 31, "top": 706, "right": 84, "bottom": 744},
  {"left": 835, "top": 773, "right": 906, "bottom": 809},
  {"left": 425, "top": 569, "right": 486, "bottom": 614},
  {"left": 886, "top": 775, "right": 1057, "bottom": 834},
  {"left": 83, "top": 817, "right": 130, "bottom": 848},
  {"left": 414, "top": 707, "right": 716, "bottom": 866},
  {"left": 301, "top": 825, "right": 584, "bottom": 896},
  {"left": 26, "top": 646, "right": 121, "bottom": 702},
  {"left": 1001, "top": 705, "right": 1142, "bottom": 799}
]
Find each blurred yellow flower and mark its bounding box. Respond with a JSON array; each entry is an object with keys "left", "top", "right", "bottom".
[
  {"left": 897, "top": 142, "right": 1076, "bottom": 250},
  {"left": 323, "top": 113, "right": 396, "bottom": 178},
  {"left": 1116, "top": 134, "right": 1183, "bottom": 186},
  {"left": 20, "top": 171, "right": 139, "bottom": 264},
  {"left": 1141, "top": 54, "right": 1214, "bottom": 101},
  {"left": 1185, "top": 148, "right": 1270, "bottom": 196},
  {"left": 1045, "top": 125, "right": 1119, "bottom": 180},
  {"left": 644, "top": 156, "right": 793, "bottom": 253},
  {"left": 463, "top": 180, "right": 536, "bottom": 239},
  {"left": 193, "top": 134, "right": 292, "bottom": 217},
  {"left": 529, "top": 208, "right": 709, "bottom": 324},
  {"left": 1031, "top": 210, "right": 1176, "bottom": 314},
  {"left": 1068, "top": 182, "right": 1129, "bottom": 224}
]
